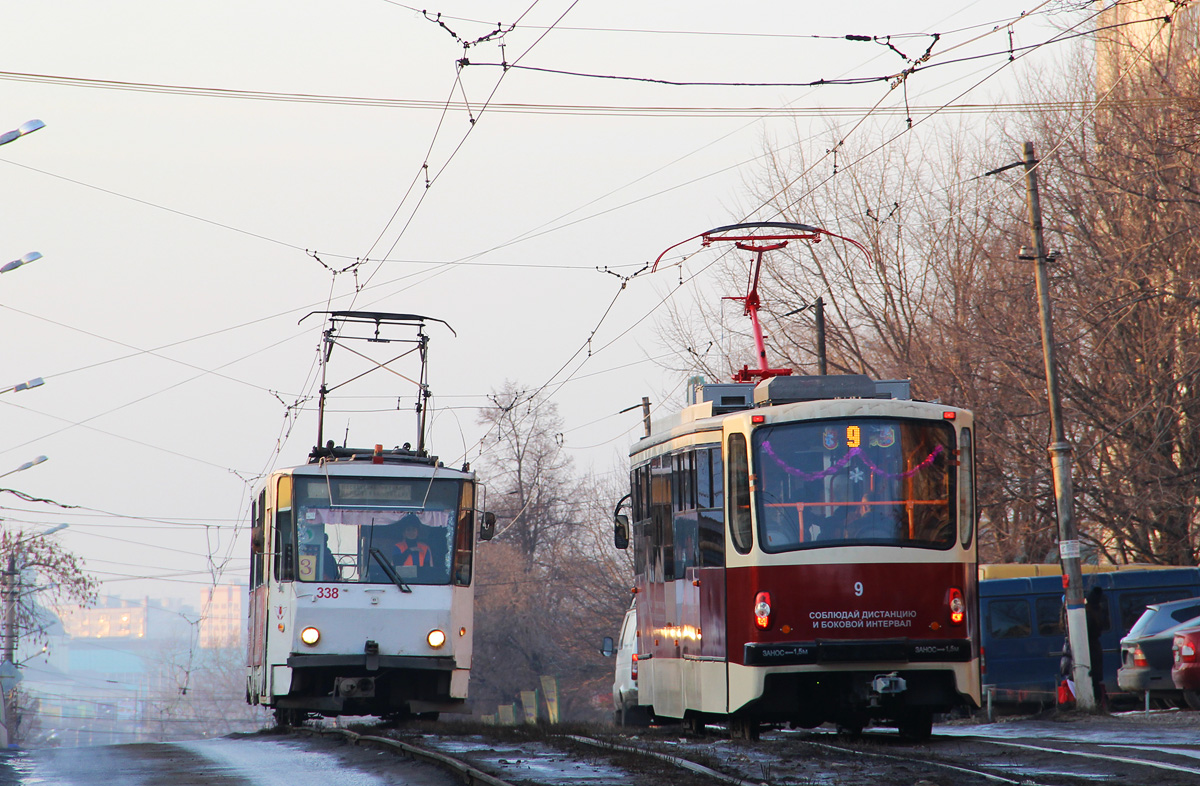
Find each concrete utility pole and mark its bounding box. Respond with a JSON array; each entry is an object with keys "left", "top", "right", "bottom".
[
  {"left": 0, "top": 553, "right": 16, "bottom": 747},
  {"left": 1021, "top": 141, "right": 1095, "bottom": 711}
]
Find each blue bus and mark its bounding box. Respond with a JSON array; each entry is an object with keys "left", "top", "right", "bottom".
[{"left": 979, "top": 564, "right": 1200, "bottom": 707}]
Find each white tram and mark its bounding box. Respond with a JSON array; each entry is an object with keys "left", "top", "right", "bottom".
[
  {"left": 246, "top": 311, "right": 493, "bottom": 725},
  {"left": 616, "top": 376, "right": 981, "bottom": 739}
]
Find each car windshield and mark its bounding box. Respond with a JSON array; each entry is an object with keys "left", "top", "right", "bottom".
[
  {"left": 753, "top": 417, "right": 956, "bottom": 551},
  {"left": 1128, "top": 600, "right": 1200, "bottom": 638},
  {"left": 293, "top": 476, "right": 462, "bottom": 585}
]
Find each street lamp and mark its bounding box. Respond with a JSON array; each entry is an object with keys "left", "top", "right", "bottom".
[
  {"left": 0, "top": 457, "right": 48, "bottom": 481},
  {"left": 1, "top": 253, "right": 42, "bottom": 275},
  {"left": 0, "top": 379, "right": 44, "bottom": 396},
  {"left": 0, "top": 120, "right": 44, "bottom": 148}
]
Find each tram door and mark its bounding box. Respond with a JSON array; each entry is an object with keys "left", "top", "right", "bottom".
[{"left": 247, "top": 487, "right": 269, "bottom": 699}]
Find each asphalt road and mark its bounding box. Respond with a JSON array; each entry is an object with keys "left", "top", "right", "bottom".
[{"left": 0, "top": 734, "right": 459, "bottom": 786}]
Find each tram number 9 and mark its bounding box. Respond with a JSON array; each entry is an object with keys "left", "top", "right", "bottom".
[
  {"left": 846, "top": 425, "right": 861, "bottom": 448},
  {"left": 316, "top": 586, "right": 339, "bottom": 599},
  {"left": 854, "top": 581, "right": 864, "bottom": 597}
]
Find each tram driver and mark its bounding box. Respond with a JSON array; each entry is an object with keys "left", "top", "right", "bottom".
[{"left": 392, "top": 513, "right": 434, "bottom": 577}]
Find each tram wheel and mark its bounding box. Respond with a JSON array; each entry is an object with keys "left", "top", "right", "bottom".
[
  {"left": 274, "top": 707, "right": 303, "bottom": 728},
  {"left": 682, "top": 714, "right": 708, "bottom": 736},
  {"left": 729, "top": 716, "right": 760, "bottom": 741},
  {"left": 1184, "top": 690, "right": 1200, "bottom": 711},
  {"left": 896, "top": 710, "right": 933, "bottom": 741}
]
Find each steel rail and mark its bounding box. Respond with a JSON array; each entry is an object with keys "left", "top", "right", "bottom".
[
  {"left": 296, "top": 726, "right": 517, "bottom": 786},
  {"left": 564, "top": 734, "right": 766, "bottom": 786}
]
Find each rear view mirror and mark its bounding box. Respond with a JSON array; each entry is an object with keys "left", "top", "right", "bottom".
[
  {"left": 479, "top": 511, "right": 496, "bottom": 542},
  {"left": 600, "top": 636, "right": 616, "bottom": 657},
  {"left": 614, "top": 513, "right": 629, "bottom": 550}
]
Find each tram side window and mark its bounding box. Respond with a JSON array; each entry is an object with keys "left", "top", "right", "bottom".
[
  {"left": 453, "top": 482, "right": 475, "bottom": 586},
  {"left": 673, "top": 511, "right": 699, "bottom": 574},
  {"left": 273, "top": 476, "right": 295, "bottom": 582},
  {"left": 696, "top": 448, "right": 712, "bottom": 509},
  {"left": 728, "top": 433, "right": 753, "bottom": 554},
  {"left": 712, "top": 449, "right": 723, "bottom": 509},
  {"left": 274, "top": 509, "right": 294, "bottom": 581},
  {"left": 673, "top": 452, "right": 695, "bottom": 513},
  {"left": 959, "top": 428, "right": 975, "bottom": 548},
  {"left": 988, "top": 599, "right": 1032, "bottom": 639},
  {"left": 650, "top": 455, "right": 673, "bottom": 582},
  {"left": 250, "top": 492, "right": 265, "bottom": 588}
]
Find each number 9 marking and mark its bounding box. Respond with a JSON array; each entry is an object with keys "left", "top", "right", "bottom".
[
  {"left": 847, "top": 425, "right": 861, "bottom": 448},
  {"left": 854, "top": 581, "right": 864, "bottom": 597}
]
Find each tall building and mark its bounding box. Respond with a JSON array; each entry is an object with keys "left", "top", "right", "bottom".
[
  {"left": 1096, "top": 1, "right": 1200, "bottom": 93},
  {"left": 199, "top": 585, "right": 244, "bottom": 649}
]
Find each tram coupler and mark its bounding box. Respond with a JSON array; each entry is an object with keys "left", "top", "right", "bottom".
[
  {"left": 335, "top": 676, "right": 376, "bottom": 698},
  {"left": 871, "top": 672, "right": 907, "bottom": 696}
]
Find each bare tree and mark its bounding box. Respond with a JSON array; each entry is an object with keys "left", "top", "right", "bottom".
[
  {"left": 3, "top": 529, "right": 97, "bottom": 653},
  {"left": 471, "top": 384, "right": 634, "bottom": 720},
  {"left": 476, "top": 382, "right": 578, "bottom": 561}
]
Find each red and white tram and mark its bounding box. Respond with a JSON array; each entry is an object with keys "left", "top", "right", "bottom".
[
  {"left": 614, "top": 224, "right": 981, "bottom": 738},
  {"left": 246, "top": 312, "right": 493, "bottom": 725},
  {"left": 616, "top": 376, "right": 980, "bottom": 738}
]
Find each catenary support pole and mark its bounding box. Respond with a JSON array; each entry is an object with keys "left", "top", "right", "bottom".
[{"left": 1022, "top": 141, "right": 1095, "bottom": 711}]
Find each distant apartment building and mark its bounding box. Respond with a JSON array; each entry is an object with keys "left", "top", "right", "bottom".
[
  {"left": 58, "top": 598, "right": 148, "bottom": 639},
  {"left": 1096, "top": 1, "right": 1200, "bottom": 92},
  {"left": 199, "top": 584, "right": 244, "bottom": 649}
]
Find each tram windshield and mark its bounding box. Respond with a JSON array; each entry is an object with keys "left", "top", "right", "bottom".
[
  {"left": 753, "top": 418, "right": 955, "bottom": 551},
  {"left": 290, "top": 475, "right": 468, "bottom": 585}
]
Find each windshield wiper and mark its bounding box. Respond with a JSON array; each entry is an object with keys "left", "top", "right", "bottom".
[{"left": 369, "top": 547, "right": 412, "bottom": 593}]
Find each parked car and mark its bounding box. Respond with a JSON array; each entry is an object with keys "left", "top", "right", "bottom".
[
  {"left": 1171, "top": 625, "right": 1200, "bottom": 710},
  {"left": 601, "top": 603, "right": 650, "bottom": 726},
  {"left": 1118, "top": 596, "right": 1200, "bottom": 706},
  {"left": 979, "top": 565, "right": 1200, "bottom": 708}
]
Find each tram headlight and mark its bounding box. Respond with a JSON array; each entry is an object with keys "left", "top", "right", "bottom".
[
  {"left": 753, "top": 592, "right": 772, "bottom": 630},
  {"left": 948, "top": 588, "right": 965, "bottom": 626},
  {"left": 427, "top": 629, "right": 447, "bottom": 649},
  {"left": 300, "top": 626, "right": 321, "bottom": 646}
]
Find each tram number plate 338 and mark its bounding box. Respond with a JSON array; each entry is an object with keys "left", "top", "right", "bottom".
[{"left": 315, "top": 586, "right": 340, "bottom": 599}]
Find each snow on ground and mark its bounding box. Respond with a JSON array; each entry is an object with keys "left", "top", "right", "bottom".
[{"left": 180, "top": 738, "right": 396, "bottom": 786}]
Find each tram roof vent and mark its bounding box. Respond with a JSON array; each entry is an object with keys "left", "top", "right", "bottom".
[
  {"left": 753, "top": 375, "right": 911, "bottom": 405},
  {"left": 687, "top": 381, "right": 756, "bottom": 414},
  {"left": 307, "top": 443, "right": 438, "bottom": 466}
]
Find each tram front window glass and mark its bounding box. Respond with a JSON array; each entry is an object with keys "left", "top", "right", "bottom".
[
  {"left": 753, "top": 418, "right": 955, "bottom": 551},
  {"left": 291, "top": 476, "right": 463, "bottom": 585}
]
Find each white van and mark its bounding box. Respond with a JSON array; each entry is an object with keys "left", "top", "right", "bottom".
[{"left": 602, "top": 603, "right": 649, "bottom": 726}]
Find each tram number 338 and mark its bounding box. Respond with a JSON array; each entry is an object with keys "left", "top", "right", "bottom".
[{"left": 315, "top": 586, "right": 340, "bottom": 599}]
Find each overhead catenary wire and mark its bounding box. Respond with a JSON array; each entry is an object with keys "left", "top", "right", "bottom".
[{"left": 0, "top": 3, "right": 1132, "bottom": 604}]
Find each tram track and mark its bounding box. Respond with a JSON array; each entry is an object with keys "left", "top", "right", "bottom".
[{"left": 281, "top": 720, "right": 1196, "bottom": 786}]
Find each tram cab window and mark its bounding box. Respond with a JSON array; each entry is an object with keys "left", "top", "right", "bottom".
[
  {"left": 288, "top": 476, "right": 469, "bottom": 586},
  {"left": 752, "top": 418, "right": 955, "bottom": 552},
  {"left": 728, "top": 433, "right": 753, "bottom": 554}
]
